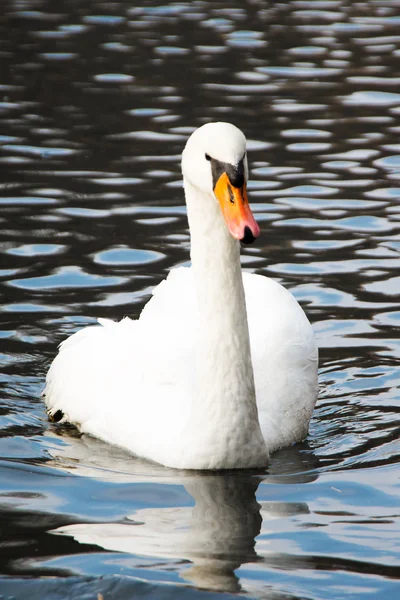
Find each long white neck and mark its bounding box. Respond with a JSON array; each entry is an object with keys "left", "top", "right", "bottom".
[{"left": 183, "top": 178, "right": 267, "bottom": 469}]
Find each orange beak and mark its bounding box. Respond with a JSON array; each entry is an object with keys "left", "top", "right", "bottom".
[{"left": 214, "top": 172, "right": 260, "bottom": 244}]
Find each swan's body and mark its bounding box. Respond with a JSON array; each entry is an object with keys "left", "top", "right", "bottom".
[{"left": 45, "top": 122, "right": 318, "bottom": 470}]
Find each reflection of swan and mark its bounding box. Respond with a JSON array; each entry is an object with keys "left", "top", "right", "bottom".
[
  {"left": 45, "top": 122, "right": 318, "bottom": 470},
  {"left": 52, "top": 475, "right": 261, "bottom": 593},
  {"left": 47, "top": 434, "right": 318, "bottom": 594}
]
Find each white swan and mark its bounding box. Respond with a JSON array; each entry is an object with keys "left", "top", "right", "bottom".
[{"left": 45, "top": 122, "right": 318, "bottom": 470}]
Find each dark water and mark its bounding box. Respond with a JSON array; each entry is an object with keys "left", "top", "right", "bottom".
[{"left": 1, "top": 1, "right": 400, "bottom": 598}]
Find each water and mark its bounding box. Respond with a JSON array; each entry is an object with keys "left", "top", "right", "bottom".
[{"left": 1, "top": 1, "right": 400, "bottom": 598}]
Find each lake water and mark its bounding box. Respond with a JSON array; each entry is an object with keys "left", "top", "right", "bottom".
[{"left": 1, "top": 1, "right": 400, "bottom": 598}]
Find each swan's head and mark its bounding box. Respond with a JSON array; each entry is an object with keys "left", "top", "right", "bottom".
[{"left": 181, "top": 122, "right": 260, "bottom": 244}]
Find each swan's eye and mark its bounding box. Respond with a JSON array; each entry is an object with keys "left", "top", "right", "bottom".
[{"left": 205, "top": 153, "right": 211, "bottom": 161}]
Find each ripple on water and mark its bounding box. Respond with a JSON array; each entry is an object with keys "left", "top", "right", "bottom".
[
  {"left": 258, "top": 66, "right": 342, "bottom": 78},
  {"left": 342, "top": 90, "right": 400, "bottom": 106},
  {"left": 8, "top": 267, "right": 127, "bottom": 290},
  {"left": 93, "top": 247, "right": 165, "bottom": 266},
  {"left": 82, "top": 15, "right": 125, "bottom": 25},
  {"left": 57, "top": 207, "right": 111, "bottom": 218},
  {"left": 374, "top": 310, "right": 400, "bottom": 326},
  {"left": 0, "top": 196, "right": 58, "bottom": 206},
  {"left": 281, "top": 128, "right": 332, "bottom": 139},
  {"left": 363, "top": 276, "right": 400, "bottom": 297},
  {"left": 277, "top": 214, "right": 394, "bottom": 232},
  {"left": 366, "top": 187, "right": 400, "bottom": 200},
  {"left": 272, "top": 102, "right": 327, "bottom": 113},
  {"left": 2, "top": 144, "right": 80, "bottom": 157},
  {"left": 373, "top": 156, "right": 400, "bottom": 171},
  {"left": 88, "top": 177, "right": 144, "bottom": 186},
  {"left": 6, "top": 244, "right": 66, "bottom": 257},
  {"left": 109, "top": 130, "right": 186, "bottom": 142},
  {"left": 286, "top": 142, "right": 332, "bottom": 152},
  {"left": 93, "top": 73, "right": 135, "bottom": 83}
]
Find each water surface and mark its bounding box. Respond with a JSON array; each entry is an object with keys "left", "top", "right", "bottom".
[{"left": 1, "top": 1, "right": 400, "bottom": 598}]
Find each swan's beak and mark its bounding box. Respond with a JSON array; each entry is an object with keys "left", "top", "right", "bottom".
[{"left": 214, "top": 172, "right": 260, "bottom": 244}]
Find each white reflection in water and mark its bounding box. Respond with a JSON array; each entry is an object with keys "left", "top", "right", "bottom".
[{"left": 48, "top": 434, "right": 317, "bottom": 594}]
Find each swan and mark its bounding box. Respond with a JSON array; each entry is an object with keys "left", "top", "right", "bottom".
[{"left": 45, "top": 122, "right": 318, "bottom": 470}]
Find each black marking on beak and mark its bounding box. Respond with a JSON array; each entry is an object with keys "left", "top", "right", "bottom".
[
  {"left": 241, "top": 226, "right": 256, "bottom": 245},
  {"left": 210, "top": 155, "right": 245, "bottom": 189}
]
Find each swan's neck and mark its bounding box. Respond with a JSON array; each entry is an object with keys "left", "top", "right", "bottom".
[{"left": 183, "top": 178, "right": 267, "bottom": 468}]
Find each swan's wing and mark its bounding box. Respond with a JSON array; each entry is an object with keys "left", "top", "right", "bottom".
[
  {"left": 243, "top": 273, "right": 318, "bottom": 452},
  {"left": 45, "top": 316, "right": 142, "bottom": 426},
  {"left": 44, "top": 267, "right": 198, "bottom": 457},
  {"left": 138, "top": 266, "right": 197, "bottom": 390}
]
